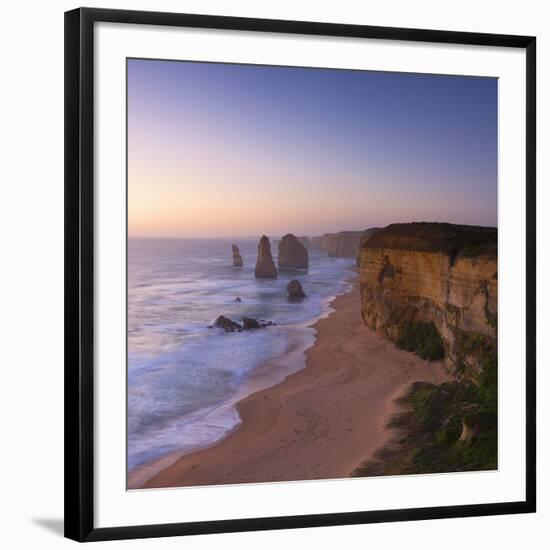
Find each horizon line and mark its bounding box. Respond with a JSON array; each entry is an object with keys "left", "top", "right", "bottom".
[{"left": 128, "top": 220, "right": 498, "bottom": 240}]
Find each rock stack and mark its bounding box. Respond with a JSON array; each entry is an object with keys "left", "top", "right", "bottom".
[
  {"left": 287, "top": 279, "right": 306, "bottom": 300},
  {"left": 254, "top": 235, "right": 278, "bottom": 279},
  {"left": 232, "top": 244, "right": 243, "bottom": 267},
  {"left": 278, "top": 233, "right": 308, "bottom": 269},
  {"left": 212, "top": 315, "right": 275, "bottom": 332}
]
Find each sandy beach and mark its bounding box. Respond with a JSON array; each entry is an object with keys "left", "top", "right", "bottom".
[{"left": 138, "top": 278, "right": 453, "bottom": 489}]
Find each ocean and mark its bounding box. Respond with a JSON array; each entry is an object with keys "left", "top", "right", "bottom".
[{"left": 128, "top": 237, "right": 355, "bottom": 473}]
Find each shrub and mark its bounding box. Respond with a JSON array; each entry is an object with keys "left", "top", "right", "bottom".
[
  {"left": 397, "top": 322, "right": 445, "bottom": 361},
  {"left": 435, "top": 415, "right": 462, "bottom": 445},
  {"left": 351, "top": 347, "right": 498, "bottom": 478}
]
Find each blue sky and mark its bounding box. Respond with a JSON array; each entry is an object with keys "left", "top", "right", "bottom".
[{"left": 128, "top": 59, "right": 497, "bottom": 237}]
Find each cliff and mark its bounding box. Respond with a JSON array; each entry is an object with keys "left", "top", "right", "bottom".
[
  {"left": 278, "top": 233, "right": 308, "bottom": 269},
  {"left": 358, "top": 222, "right": 497, "bottom": 377},
  {"left": 310, "top": 231, "right": 366, "bottom": 258},
  {"left": 356, "top": 227, "right": 380, "bottom": 266}
]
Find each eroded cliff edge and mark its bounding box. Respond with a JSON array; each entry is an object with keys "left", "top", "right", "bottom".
[{"left": 358, "top": 222, "right": 497, "bottom": 378}]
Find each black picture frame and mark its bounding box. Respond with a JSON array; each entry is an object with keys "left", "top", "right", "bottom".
[{"left": 65, "top": 7, "right": 537, "bottom": 543}]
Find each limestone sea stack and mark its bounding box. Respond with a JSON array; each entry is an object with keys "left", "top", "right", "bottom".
[
  {"left": 287, "top": 279, "right": 306, "bottom": 300},
  {"left": 232, "top": 244, "right": 243, "bottom": 267},
  {"left": 278, "top": 233, "right": 309, "bottom": 269},
  {"left": 254, "top": 235, "right": 278, "bottom": 279}
]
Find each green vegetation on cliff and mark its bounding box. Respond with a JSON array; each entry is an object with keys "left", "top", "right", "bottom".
[
  {"left": 352, "top": 352, "right": 497, "bottom": 477},
  {"left": 396, "top": 322, "right": 445, "bottom": 361},
  {"left": 355, "top": 220, "right": 498, "bottom": 476},
  {"left": 454, "top": 329, "right": 497, "bottom": 380},
  {"left": 364, "top": 222, "right": 497, "bottom": 260}
]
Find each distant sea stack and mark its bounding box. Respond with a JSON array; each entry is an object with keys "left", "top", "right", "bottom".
[
  {"left": 254, "top": 235, "right": 278, "bottom": 279},
  {"left": 232, "top": 244, "right": 243, "bottom": 267},
  {"left": 358, "top": 222, "right": 497, "bottom": 378},
  {"left": 297, "top": 236, "right": 310, "bottom": 249},
  {"left": 278, "top": 233, "right": 309, "bottom": 269}
]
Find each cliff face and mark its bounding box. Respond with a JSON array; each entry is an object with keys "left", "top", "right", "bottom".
[
  {"left": 310, "top": 231, "right": 366, "bottom": 258},
  {"left": 356, "top": 228, "right": 380, "bottom": 266},
  {"left": 358, "top": 223, "right": 497, "bottom": 377},
  {"left": 278, "top": 233, "right": 309, "bottom": 269},
  {"left": 326, "top": 231, "right": 363, "bottom": 257}
]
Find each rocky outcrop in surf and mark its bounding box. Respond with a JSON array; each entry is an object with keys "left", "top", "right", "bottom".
[
  {"left": 254, "top": 235, "right": 278, "bottom": 279},
  {"left": 242, "top": 317, "right": 275, "bottom": 329},
  {"left": 287, "top": 279, "right": 306, "bottom": 300},
  {"left": 212, "top": 315, "right": 275, "bottom": 332},
  {"left": 357, "top": 222, "right": 497, "bottom": 378},
  {"left": 232, "top": 244, "right": 243, "bottom": 267},
  {"left": 278, "top": 233, "right": 308, "bottom": 269},
  {"left": 213, "top": 315, "right": 242, "bottom": 332}
]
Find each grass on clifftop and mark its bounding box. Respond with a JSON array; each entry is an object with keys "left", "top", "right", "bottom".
[
  {"left": 352, "top": 352, "right": 497, "bottom": 477},
  {"left": 364, "top": 222, "right": 497, "bottom": 260},
  {"left": 396, "top": 322, "right": 445, "bottom": 361}
]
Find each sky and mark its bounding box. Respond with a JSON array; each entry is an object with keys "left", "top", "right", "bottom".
[{"left": 128, "top": 58, "right": 497, "bottom": 238}]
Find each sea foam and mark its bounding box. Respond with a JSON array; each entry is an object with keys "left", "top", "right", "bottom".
[{"left": 127, "top": 238, "right": 354, "bottom": 474}]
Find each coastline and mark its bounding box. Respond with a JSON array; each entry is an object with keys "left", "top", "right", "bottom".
[{"left": 137, "top": 277, "right": 453, "bottom": 489}]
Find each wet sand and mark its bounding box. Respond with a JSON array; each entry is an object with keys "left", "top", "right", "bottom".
[{"left": 139, "top": 279, "right": 452, "bottom": 489}]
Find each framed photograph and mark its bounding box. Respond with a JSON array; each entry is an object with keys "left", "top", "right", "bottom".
[{"left": 65, "top": 7, "right": 536, "bottom": 542}]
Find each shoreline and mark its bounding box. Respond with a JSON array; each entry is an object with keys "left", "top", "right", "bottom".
[
  {"left": 136, "top": 277, "right": 453, "bottom": 489},
  {"left": 128, "top": 273, "right": 353, "bottom": 489}
]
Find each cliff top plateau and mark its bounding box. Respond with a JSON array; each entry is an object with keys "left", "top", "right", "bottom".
[{"left": 364, "top": 222, "right": 497, "bottom": 259}]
